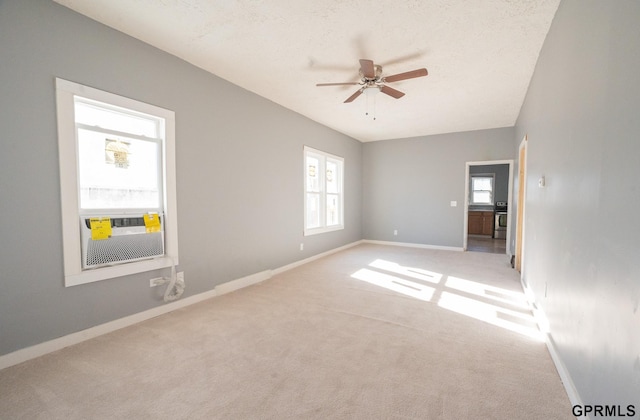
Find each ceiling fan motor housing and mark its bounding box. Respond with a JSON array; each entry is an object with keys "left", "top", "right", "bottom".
[{"left": 359, "top": 64, "right": 383, "bottom": 82}]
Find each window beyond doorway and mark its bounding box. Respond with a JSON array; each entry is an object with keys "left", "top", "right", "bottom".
[{"left": 470, "top": 175, "right": 494, "bottom": 205}]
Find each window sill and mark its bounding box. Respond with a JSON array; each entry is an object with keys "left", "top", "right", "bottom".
[
  {"left": 304, "top": 225, "right": 344, "bottom": 236},
  {"left": 65, "top": 256, "right": 178, "bottom": 287}
]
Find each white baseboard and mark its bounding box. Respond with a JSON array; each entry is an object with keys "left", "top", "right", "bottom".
[
  {"left": 362, "top": 239, "right": 463, "bottom": 252},
  {"left": 0, "top": 239, "right": 364, "bottom": 371},
  {"left": 0, "top": 288, "right": 218, "bottom": 371},
  {"left": 545, "top": 334, "right": 585, "bottom": 416},
  {"left": 520, "top": 280, "right": 584, "bottom": 417},
  {"left": 215, "top": 270, "right": 273, "bottom": 296},
  {"left": 272, "top": 240, "right": 364, "bottom": 275}
]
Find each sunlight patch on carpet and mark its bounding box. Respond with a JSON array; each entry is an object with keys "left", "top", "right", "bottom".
[
  {"left": 351, "top": 268, "right": 436, "bottom": 302},
  {"left": 437, "top": 291, "right": 543, "bottom": 341},
  {"left": 350, "top": 258, "right": 543, "bottom": 342},
  {"left": 368, "top": 259, "right": 443, "bottom": 284}
]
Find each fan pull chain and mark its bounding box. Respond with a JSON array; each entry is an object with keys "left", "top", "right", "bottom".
[
  {"left": 373, "top": 95, "right": 377, "bottom": 121},
  {"left": 365, "top": 88, "right": 377, "bottom": 121}
]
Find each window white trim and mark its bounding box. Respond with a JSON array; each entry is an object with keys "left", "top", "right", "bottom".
[
  {"left": 469, "top": 173, "right": 495, "bottom": 205},
  {"left": 303, "top": 146, "right": 344, "bottom": 236},
  {"left": 56, "top": 78, "right": 179, "bottom": 287}
]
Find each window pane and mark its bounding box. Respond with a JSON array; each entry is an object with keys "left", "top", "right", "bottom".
[
  {"left": 77, "top": 128, "right": 160, "bottom": 209},
  {"left": 75, "top": 100, "right": 159, "bottom": 138},
  {"left": 326, "top": 160, "right": 338, "bottom": 194},
  {"left": 306, "top": 193, "right": 321, "bottom": 229},
  {"left": 326, "top": 194, "right": 340, "bottom": 226},
  {"left": 473, "top": 191, "right": 492, "bottom": 204},
  {"left": 472, "top": 177, "right": 492, "bottom": 191},
  {"left": 306, "top": 157, "right": 320, "bottom": 192}
]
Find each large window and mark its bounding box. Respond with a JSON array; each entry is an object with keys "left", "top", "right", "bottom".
[
  {"left": 56, "top": 78, "right": 178, "bottom": 286},
  {"left": 470, "top": 175, "right": 494, "bottom": 205},
  {"left": 304, "top": 146, "right": 344, "bottom": 235},
  {"left": 75, "top": 98, "right": 163, "bottom": 212}
]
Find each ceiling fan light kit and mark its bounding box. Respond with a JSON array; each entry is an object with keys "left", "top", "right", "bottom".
[
  {"left": 365, "top": 86, "right": 381, "bottom": 96},
  {"left": 316, "top": 58, "right": 428, "bottom": 104}
]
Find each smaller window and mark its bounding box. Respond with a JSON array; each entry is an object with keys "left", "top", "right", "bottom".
[
  {"left": 470, "top": 175, "right": 494, "bottom": 205},
  {"left": 304, "top": 146, "right": 344, "bottom": 235}
]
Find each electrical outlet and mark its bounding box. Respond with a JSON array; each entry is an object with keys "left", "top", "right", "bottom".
[
  {"left": 393, "top": 230, "right": 398, "bottom": 236},
  {"left": 300, "top": 243, "right": 304, "bottom": 251},
  {"left": 150, "top": 277, "right": 164, "bottom": 287}
]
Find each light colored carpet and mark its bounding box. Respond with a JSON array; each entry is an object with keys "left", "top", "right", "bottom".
[{"left": 0, "top": 244, "right": 573, "bottom": 419}]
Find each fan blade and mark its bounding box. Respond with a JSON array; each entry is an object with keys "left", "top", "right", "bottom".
[
  {"left": 359, "top": 59, "right": 375, "bottom": 79},
  {"left": 383, "top": 68, "right": 428, "bottom": 83},
  {"left": 380, "top": 85, "right": 405, "bottom": 99},
  {"left": 316, "top": 82, "right": 359, "bottom": 86},
  {"left": 344, "top": 89, "right": 363, "bottom": 103}
]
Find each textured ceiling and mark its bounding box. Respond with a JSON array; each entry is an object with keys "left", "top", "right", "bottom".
[{"left": 53, "top": 0, "right": 560, "bottom": 142}]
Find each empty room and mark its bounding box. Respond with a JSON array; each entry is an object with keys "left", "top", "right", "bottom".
[{"left": 1, "top": 1, "right": 638, "bottom": 418}]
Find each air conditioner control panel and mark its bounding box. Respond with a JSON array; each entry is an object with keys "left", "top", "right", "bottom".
[{"left": 83, "top": 216, "right": 162, "bottom": 229}]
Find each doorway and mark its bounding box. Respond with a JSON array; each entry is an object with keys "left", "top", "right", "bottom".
[{"left": 463, "top": 160, "right": 514, "bottom": 254}]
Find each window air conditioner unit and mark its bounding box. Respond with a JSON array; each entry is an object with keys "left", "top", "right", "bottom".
[{"left": 80, "top": 214, "right": 165, "bottom": 269}]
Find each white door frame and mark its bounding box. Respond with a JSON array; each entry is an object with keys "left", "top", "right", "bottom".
[{"left": 463, "top": 159, "right": 514, "bottom": 253}]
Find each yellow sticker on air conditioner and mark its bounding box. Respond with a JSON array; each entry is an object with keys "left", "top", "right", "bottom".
[
  {"left": 144, "top": 213, "right": 161, "bottom": 233},
  {"left": 89, "top": 217, "right": 112, "bottom": 240}
]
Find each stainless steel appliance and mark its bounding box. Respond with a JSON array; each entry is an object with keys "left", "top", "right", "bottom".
[{"left": 494, "top": 201, "right": 508, "bottom": 239}]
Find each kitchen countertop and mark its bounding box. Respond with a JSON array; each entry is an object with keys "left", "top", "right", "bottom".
[{"left": 469, "top": 206, "right": 495, "bottom": 212}]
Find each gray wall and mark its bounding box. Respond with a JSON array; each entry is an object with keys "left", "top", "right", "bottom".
[
  {"left": 0, "top": 0, "right": 361, "bottom": 356},
  {"left": 362, "top": 128, "right": 514, "bottom": 248},
  {"left": 514, "top": 0, "right": 640, "bottom": 408}
]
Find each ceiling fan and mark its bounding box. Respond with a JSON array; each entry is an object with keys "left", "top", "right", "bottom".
[{"left": 316, "top": 59, "right": 428, "bottom": 103}]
